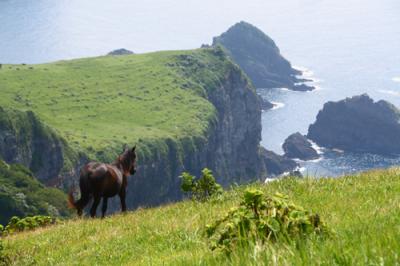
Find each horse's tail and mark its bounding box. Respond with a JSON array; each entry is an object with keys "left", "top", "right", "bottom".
[
  {"left": 68, "top": 190, "right": 78, "bottom": 209},
  {"left": 68, "top": 172, "right": 91, "bottom": 214}
]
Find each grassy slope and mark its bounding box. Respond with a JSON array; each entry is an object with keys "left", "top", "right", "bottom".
[
  {"left": 0, "top": 161, "right": 70, "bottom": 225},
  {"left": 4, "top": 169, "right": 399, "bottom": 265},
  {"left": 0, "top": 49, "right": 232, "bottom": 160}
]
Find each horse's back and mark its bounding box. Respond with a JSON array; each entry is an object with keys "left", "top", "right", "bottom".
[{"left": 80, "top": 161, "right": 123, "bottom": 197}]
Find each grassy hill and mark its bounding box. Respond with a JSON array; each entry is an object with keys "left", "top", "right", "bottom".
[
  {"left": 2, "top": 169, "right": 399, "bottom": 265},
  {"left": 0, "top": 48, "right": 233, "bottom": 161}
]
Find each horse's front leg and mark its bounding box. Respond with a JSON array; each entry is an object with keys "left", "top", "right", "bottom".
[
  {"left": 101, "top": 197, "right": 108, "bottom": 218},
  {"left": 90, "top": 195, "right": 101, "bottom": 218},
  {"left": 119, "top": 188, "right": 127, "bottom": 213}
]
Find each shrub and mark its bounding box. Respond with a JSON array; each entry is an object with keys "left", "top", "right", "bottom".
[
  {"left": 206, "top": 189, "right": 330, "bottom": 253},
  {"left": 180, "top": 168, "right": 222, "bottom": 201},
  {"left": 3, "top": 215, "right": 56, "bottom": 235}
]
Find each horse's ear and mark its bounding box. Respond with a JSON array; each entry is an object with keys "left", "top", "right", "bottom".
[
  {"left": 131, "top": 145, "right": 136, "bottom": 153},
  {"left": 122, "top": 144, "right": 128, "bottom": 153}
]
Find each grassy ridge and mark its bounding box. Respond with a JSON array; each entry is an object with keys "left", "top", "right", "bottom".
[
  {"left": 3, "top": 169, "right": 399, "bottom": 265},
  {"left": 0, "top": 49, "right": 233, "bottom": 161}
]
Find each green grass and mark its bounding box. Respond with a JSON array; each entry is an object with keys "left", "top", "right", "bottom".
[
  {"left": 3, "top": 169, "right": 399, "bottom": 265},
  {"left": 0, "top": 48, "right": 234, "bottom": 160}
]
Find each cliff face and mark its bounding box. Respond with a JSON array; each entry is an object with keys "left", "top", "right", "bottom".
[
  {"left": 126, "top": 51, "right": 267, "bottom": 207},
  {"left": 308, "top": 94, "right": 400, "bottom": 155},
  {"left": 0, "top": 108, "right": 78, "bottom": 185},
  {"left": 213, "top": 21, "right": 314, "bottom": 91}
]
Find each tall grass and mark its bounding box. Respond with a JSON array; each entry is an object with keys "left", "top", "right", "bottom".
[{"left": 3, "top": 168, "right": 400, "bottom": 265}]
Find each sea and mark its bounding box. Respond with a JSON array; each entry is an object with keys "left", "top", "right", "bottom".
[{"left": 1, "top": 0, "right": 399, "bottom": 177}]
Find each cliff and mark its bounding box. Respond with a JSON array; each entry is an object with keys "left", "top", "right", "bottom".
[
  {"left": 308, "top": 94, "right": 400, "bottom": 155},
  {"left": 0, "top": 107, "right": 79, "bottom": 185},
  {"left": 212, "top": 21, "right": 314, "bottom": 91},
  {"left": 126, "top": 48, "right": 268, "bottom": 207},
  {"left": 0, "top": 47, "right": 270, "bottom": 209}
]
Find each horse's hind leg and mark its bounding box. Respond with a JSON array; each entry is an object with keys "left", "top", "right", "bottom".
[
  {"left": 119, "top": 189, "right": 127, "bottom": 213},
  {"left": 90, "top": 195, "right": 101, "bottom": 218},
  {"left": 101, "top": 197, "right": 108, "bottom": 218}
]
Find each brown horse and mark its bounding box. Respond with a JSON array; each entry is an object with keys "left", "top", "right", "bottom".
[{"left": 68, "top": 146, "right": 137, "bottom": 218}]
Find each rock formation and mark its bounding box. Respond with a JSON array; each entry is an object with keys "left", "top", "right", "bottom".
[
  {"left": 260, "top": 148, "right": 299, "bottom": 176},
  {"left": 308, "top": 94, "right": 400, "bottom": 155},
  {"left": 283, "top": 132, "right": 319, "bottom": 160},
  {"left": 107, "top": 48, "right": 134, "bottom": 56},
  {"left": 212, "top": 21, "right": 314, "bottom": 91}
]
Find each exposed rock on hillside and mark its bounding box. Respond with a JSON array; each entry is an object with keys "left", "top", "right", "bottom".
[
  {"left": 212, "top": 21, "right": 314, "bottom": 91},
  {"left": 127, "top": 50, "right": 269, "bottom": 207},
  {"left": 283, "top": 132, "right": 319, "bottom": 160},
  {"left": 260, "top": 148, "right": 298, "bottom": 176},
  {"left": 107, "top": 48, "right": 134, "bottom": 56},
  {"left": 0, "top": 107, "right": 78, "bottom": 185},
  {"left": 308, "top": 94, "right": 400, "bottom": 155}
]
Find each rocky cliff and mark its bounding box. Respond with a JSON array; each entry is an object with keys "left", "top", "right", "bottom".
[
  {"left": 308, "top": 94, "right": 400, "bottom": 155},
  {"left": 0, "top": 107, "right": 79, "bottom": 185},
  {"left": 126, "top": 49, "right": 267, "bottom": 207},
  {"left": 212, "top": 21, "right": 314, "bottom": 91}
]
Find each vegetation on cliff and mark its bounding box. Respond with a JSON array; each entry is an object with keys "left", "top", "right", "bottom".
[
  {"left": 0, "top": 160, "right": 70, "bottom": 226},
  {"left": 3, "top": 169, "right": 399, "bottom": 265},
  {"left": 0, "top": 107, "right": 78, "bottom": 184}
]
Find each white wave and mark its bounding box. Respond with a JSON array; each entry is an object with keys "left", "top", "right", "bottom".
[
  {"left": 392, "top": 77, "right": 400, "bottom": 83},
  {"left": 292, "top": 65, "right": 324, "bottom": 92},
  {"left": 297, "top": 167, "right": 306, "bottom": 172},
  {"left": 293, "top": 65, "right": 314, "bottom": 79},
  {"left": 309, "top": 140, "right": 324, "bottom": 155},
  {"left": 279, "top": 87, "right": 291, "bottom": 91},
  {"left": 270, "top": 101, "right": 285, "bottom": 110},
  {"left": 378, "top": 89, "right": 400, "bottom": 97}
]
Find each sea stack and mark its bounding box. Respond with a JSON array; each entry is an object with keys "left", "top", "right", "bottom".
[
  {"left": 308, "top": 94, "right": 400, "bottom": 155},
  {"left": 283, "top": 132, "right": 319, "bottom": 160}
]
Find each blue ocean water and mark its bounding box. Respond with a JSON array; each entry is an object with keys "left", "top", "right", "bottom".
[{"left": 0, "top": 0, "right": 399, "bottom": 176}]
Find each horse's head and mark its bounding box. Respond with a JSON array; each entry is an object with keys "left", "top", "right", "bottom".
[{"left": 119, "top": 145, "right": 137, "bottom": 176}]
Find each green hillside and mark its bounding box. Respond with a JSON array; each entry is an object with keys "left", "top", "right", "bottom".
[
  {"left": 0, "top": 48, "right": 233, "bottom": 161},
  {"left": 0, "top": 160, "right": 70, "bottom": 225},
  {"left": 2, "top": 169, "right": 399, "bottom": 265}
]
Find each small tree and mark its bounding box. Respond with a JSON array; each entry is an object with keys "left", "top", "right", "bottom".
[{"left": 180, "top": 168, "right": 223, "bottom": 201}]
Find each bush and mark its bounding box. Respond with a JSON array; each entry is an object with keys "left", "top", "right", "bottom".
[
  {"left": 206, "top": 189, "right": 330, "bottom": 253},
  {"left": 3, "top": 215, "right": 56, "bottom": 235},
  {"left": 180, "top": 168, "right": 222, "bottom": 201}
]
